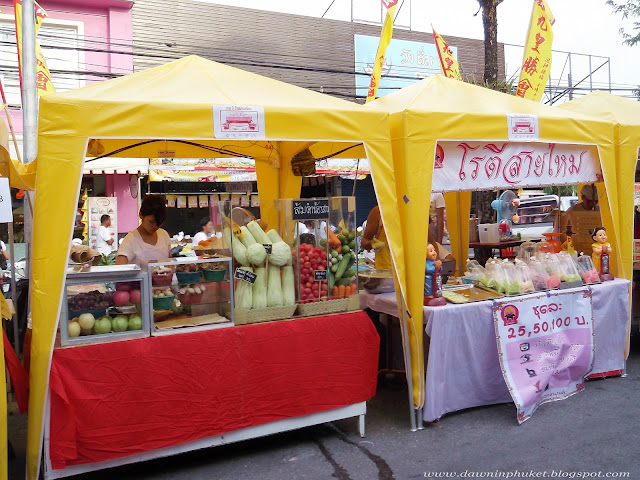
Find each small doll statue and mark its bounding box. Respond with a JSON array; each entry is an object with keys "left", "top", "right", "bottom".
[
  {"left": 590, "top": 226, "right": 614, "bottom": 281},
  {"left": 424, "top": 243, "right": 446, "bottom": 306}
]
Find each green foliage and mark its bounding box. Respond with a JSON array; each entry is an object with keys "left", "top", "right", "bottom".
[
  {"left": 98, "top": 252, "right": 117, "bottom": 266},
  {"left": 606, "top": 0, "right": 640, "bottom": 46}
]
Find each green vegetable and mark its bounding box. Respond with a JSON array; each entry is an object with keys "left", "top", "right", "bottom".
[
  {"left": 348, "top": 241, "right": 356, "bottom": 250},
  {"left": 319, "top": 238, "right": 327, "bottom": 247},
  {"left": 266, "top": 264, "right": 283, "bottom": 307},
  {"left": 330, "top": 265, "right": 338, "bottom": 273},
  {"left": 252, "top": 267, "right": 267, "bottom": 309},
  {"left": 269, "top": 241, "right": 292, "bottom": 266},
  {"left": 342, "top": 245, "right": 351, "bottom": 254},
  {"left": 247, "top": 221, "right": 272, "bottom": 245},
  {"left": 247, "top": 243, "right": 267, "bottom": 266},
  {"left": 239, "top": 226, "right": 257, "bottom": 248},
  {"left": 336, "top": 277, "right": 352, "bottom": 287},
  {"left": 348, "top": 232, "right": 355, "bottom": 241},
  {"left": 335, "top": 253, "right": 352, "bottom": 279},
  {"left": 266, "top": 229, "right": 283, "bottom": 243},
  {"left": 337, "top": 234, "right": 347, "bottom": 245},
  {"left": 282, "top": 266, "right": 296, "bottom": 306},
  {"left": 328, "top": 270, "right": 335, "bottom": 291},
  {"left": 330, "top": 257, "right": 338, "bottom": 265},
  {"left": 224, "top": 227, "right": 249, "bottom": 267},
  {"left": 343, "top": 268, "right": 356, "bottom": 278},
  {"left": 234, "top": 266, "right": 253, "bottom": 309},
  {"left": 331, "top": 250, "right": 338, "bottom": 258}
]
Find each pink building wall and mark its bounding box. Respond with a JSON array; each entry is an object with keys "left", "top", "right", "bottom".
[{"left": 0, "top": 0, "right": 137, "bottom": 233}]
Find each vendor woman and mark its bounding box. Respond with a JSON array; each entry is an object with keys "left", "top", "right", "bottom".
[{"left": 116, "top": 194, "right": 172, "bottom": 268}]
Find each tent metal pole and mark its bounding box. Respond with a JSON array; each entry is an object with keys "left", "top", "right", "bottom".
[
  {"left": 399, "top": 294, "right": 418, "bottom": 431},
  {"left": 8, "top": 221, "right": 18, "bottom": 355},
  {"left": 457, "top": 191, "right": 463, "bottom": 275}
]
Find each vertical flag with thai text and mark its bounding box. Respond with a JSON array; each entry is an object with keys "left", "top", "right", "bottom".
[
  {"left": 516, "top": 0, "right": 555, "bottom": 101},
  {"left": 433, "top": 28, "right": 463, "bottom": 81},
  {"left": 365, "top": 0, "right": 398, "bottom": 103},
  {"left": 14, "top": 0, "right": 56, "bottom": 97}
]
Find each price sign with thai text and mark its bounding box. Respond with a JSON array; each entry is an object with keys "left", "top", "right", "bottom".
[
  {"left": 234, "top": 268, "right": 257, "bottom": 284},
  {"left": 292, "top": 199, "right": 329, "bottom": 221},
  {"left": 493, "top": 288, "right": 595, "bottom": 423}
]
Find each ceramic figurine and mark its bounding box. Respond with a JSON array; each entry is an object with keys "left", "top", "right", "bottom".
[
  {"left": 590, "top": 226, "right": 614, "bottom": 281},
  {"left": 425, "top": 243, "right": 446, "bottom": 306}
]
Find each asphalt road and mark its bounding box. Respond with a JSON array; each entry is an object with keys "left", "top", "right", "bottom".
[{"left": 8, "top": 337, "right": 640, "bottom": 480}]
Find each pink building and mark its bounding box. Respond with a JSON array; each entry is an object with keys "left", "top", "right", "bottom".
[{"left": 0, "top": 0, "right": 140, "bottom": 234}]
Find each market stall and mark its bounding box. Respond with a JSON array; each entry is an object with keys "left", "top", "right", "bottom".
[
  {"left": 366, "top": 75, "right": 625, "bottom": 425},
  {"left": 28, "top": 55, "right": 400, "bottom": 480}
]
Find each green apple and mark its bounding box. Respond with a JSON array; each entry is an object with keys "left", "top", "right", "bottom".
[
  {"left": 68, "top": 321, "right": 81, "bottom": 338},
  {"left": 128, "top": 314, "right": 143, "bottom": 331},
  {"left": 112, "top": 315, "right": 129, "bottom": 333},
  {"left": 93, "top": 315, "right": 112, "bottom": 335}
]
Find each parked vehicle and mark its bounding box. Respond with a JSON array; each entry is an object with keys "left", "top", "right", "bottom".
[{"left": 511, "top": 195, "right": 578, "bottom": 239}]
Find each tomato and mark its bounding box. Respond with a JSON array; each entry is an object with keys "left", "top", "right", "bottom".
[
  {"left": 310, "top": 258, "right": 318, "bottom": 266},
  {"left": 320, "top": 284, "right": 328, "bottom": 292},
  {"left": 305, "top": 281, "right": 312, "bottom": 288},
  {"left": 301, "top": 268, "right": 310, "bottom": 275},
  {"left": 304, "top": 262, "right": 311, "bottom": 269},
  {"left": 312, "top": 283, "right": 320, "bottom": 291},
  {"left": 321, "top": 260, "right": 327, "bottom": 267},
  {"left": 316, "top": 266, "right": 325, "bottom": 271},
  {"left": 304, "top": 287, "right": 312, "bottom": 295}
]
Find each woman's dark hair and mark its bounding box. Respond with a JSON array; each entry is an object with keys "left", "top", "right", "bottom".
[{"left": 140, "top": 195, "right": 167, "bottom": 226}]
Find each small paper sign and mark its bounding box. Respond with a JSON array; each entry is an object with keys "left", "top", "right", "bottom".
[
  {"left": 263, "top": 244, "right": 273, "bottom": 254},
  {"left": 235, "top": 268, "right": 257, "bottom": 284},
  {"left": 292, "top": 199, "right": 330, "bottom": 221},
  {"left": 314, "top": 270, "right": 327, "bottom": 281}
]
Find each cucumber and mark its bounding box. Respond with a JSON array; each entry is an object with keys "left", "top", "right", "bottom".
[
  {"left": 328, "top": 270, "right": 335, "bottom": 291},
  {"left": 336, "top": 277, "right": 352, "bottom": 287},
  {"left": 335, "top": 253, "right": 352, "bottom": 279},
  {"left": 343, "top": 268, "right": 356, "bottom": 278}
]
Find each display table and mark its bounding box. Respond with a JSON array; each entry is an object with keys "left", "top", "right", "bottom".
[
  {"left": 44, "top": 311, "right": 379, "bottom": 478},
  {"left": 360, "top": 278, "right": 631, "bottom": 422},
  {"left": 469, "top": 239, "right": 526, "bottom": 264}
]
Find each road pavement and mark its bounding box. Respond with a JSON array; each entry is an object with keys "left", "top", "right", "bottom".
[{"left": 8, "top": 337, "right": 640, "bottom": 480}]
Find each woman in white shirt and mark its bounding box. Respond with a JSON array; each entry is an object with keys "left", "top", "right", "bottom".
[{"left": 116, "top": 195, "right": 171, "bottom": 268}]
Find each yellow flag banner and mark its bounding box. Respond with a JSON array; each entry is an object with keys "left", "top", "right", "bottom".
[
  {"left": 516, "top": 0, "right": 555, "bottom": 101},
  {"left": 14, "top": 0, "right": 56, "bottom": 97},
  {"left": 433, "top": 28, "right": 462, "bottom": 81},
  {"left": 365, "top": 0, "right": 398, "bottom": 103}
]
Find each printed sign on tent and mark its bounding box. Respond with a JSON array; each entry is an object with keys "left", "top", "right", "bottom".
[
  {"left": 493, "top": 288, "right": 595, "bottom": 423},
  {"left": 432, "top": 141, "right": 603, "bottom": 192},
  {"left": 213, "top": 105, "right": 265, "bottom": 140},
  {"left": 0, "top": 178, "right": 13, "bottom": 223}
]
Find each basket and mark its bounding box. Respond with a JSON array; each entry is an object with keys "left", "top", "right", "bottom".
[
  {"left": 176, "top": 271, "right": 202, "bottom": 285},
  {"left": 152, "top": 273, "right": 173, "bottom": 287},
  {"left": 296, "top": 297, "right": 349, "bottom": 317},
  {"left": 202, "top": 268, "right": 227, "bottom": 282},
  {"left": 153, "top": 295, "right": 175, "bottom": 310},
  {"left": 234, "top": 304, "right": 297, "bottom": 326}
]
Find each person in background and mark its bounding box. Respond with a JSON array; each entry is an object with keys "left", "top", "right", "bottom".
[
  {"left": 567, "top": 184, "right": 600, "bottom": 212},
  {"left": 96, "top": 214, "right": 115, "bottom": 256},
  {"left": 193, "top": 216, "right": 214, "bottom": 245},
  {"left": 361, "top": 205, "right": 391, "bottom": 270},
  {"left": 429, "top": 192, "right": 446, "bottom": 244},
  {"left": 428, "top": 223, "right": 456, "bottom": 273},
  {"left": 116, "top": 195, "right": 171, "bottom": 268}
]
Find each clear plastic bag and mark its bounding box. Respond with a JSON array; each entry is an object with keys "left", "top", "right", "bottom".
[{"left": 576, "top": 254, "right": 600, "bottom": 284}]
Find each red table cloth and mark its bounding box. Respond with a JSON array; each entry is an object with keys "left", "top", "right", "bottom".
[{"left": 49, "top": 311, "right": 379, "bottom": 469}]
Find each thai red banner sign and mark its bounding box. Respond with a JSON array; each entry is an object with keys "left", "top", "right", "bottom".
[
  {"left": 433, "top": 28, "right": 462, "bottom": 81},
  {"left": 493, "top": 288, "right": 595, "bottom": 423},
  {"left": 432, "top": 141, "right": 603, "bottom": 192},
  {"left": 517, "top": 0, "right": 555, "bottom": 101}
]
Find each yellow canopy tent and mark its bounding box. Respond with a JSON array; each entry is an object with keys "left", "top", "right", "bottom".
[
  {"left": 369, "top": 74, "right": 620, "bottom": 413},
  {"left": 27, "top": 55, "right": 396, "bottom": 479},
  {"left": 559, "top": 91, "right": 640, "bottom": 360},
  {"left": 0, "top": 116, "right": 34, "bottom": 480}
]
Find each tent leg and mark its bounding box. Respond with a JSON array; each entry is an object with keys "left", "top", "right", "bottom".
[
  {"left": 399, "top": 299, "right": 418, "bottom": 432},
  {"left": 416, "top": 407, "right": 424, "bottom": 430},
  {"left": 8, "top": 222, "right": 18, "bottom": 356}
]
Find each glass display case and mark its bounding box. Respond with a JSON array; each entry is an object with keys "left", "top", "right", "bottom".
[
  {"left": 59, "top": 266, "right": 150, "bottom": 347},
  {"left": 274, "top": 196, "right": 359, "bottom": 316},
  {"left": 148, "top": 257, "right": 234, "bottom": 334}
]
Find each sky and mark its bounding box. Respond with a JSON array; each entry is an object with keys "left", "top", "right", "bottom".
[{"left": 199, "top": 0, "right": 640, "bottom": 98}]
